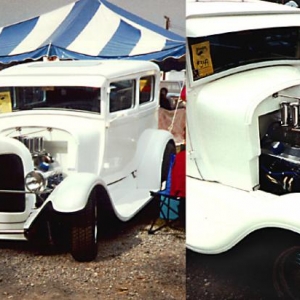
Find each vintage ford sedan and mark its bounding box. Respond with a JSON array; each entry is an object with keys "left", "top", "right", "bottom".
[
  {"left": 0, "top": 60, "right": 175, "bottom": 261},
  {"left": 186, "top": 0, "right": 300, "bottom": 253}
]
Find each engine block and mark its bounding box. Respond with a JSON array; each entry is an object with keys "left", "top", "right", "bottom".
[{"left": 260, "top": 101, "right": 300, "bottom": 194}]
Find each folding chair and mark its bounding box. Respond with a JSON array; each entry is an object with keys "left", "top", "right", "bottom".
[{"left": 148, "top": 149, "right": 186, "bottom": 234}]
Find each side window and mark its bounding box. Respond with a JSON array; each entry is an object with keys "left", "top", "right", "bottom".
[
  {"left": 109, "top": 80, "right": 135, "bottom": 113},
  {"left": 139, "top": 76, "right": 154, "bottom": 104}
]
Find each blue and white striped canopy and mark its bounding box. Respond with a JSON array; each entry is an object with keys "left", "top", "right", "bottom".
[{"left": 0, "top": 0, "right": 185, "bottom": 67}]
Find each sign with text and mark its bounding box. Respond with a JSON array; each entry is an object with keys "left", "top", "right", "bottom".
[
  {"left": 191, "top": 41, "right": 214, "bottom": 79},
  {"left": 0, "top": 91, "right": 12, "bottom": 113}
]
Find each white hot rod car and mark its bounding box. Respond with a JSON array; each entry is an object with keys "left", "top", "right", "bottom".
[
  {"left": 186, "top": 0, "right": 300, "bottom": 253},
  {"left": 0, "top": 60, "right": 175, "bottom": 261}
]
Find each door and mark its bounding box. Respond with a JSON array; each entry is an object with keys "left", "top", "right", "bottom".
[{"left": 102, "top": 79, "right": 138, "bottom": 183}]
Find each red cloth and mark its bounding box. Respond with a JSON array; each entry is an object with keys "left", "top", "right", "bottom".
[
  {"left": 180, "top": 85, "right": 186, "bottom": 101},
  {"left": 170, "top": 150, "right": 186, "bottom": 197}
]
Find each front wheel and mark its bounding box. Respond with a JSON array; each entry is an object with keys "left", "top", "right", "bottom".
[
  {"left": 273, "top": 246, "right": 300, "bottom": 299},
  {"left": 70, "top": 192, "right": 98, "bottom": 262}
]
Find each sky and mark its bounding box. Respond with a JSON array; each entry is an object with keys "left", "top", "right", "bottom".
[{"left": 0, "top": 0, "right": 185, "bottom": 36}]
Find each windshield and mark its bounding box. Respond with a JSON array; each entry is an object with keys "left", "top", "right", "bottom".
[
  {"left": 188, "top": 27, "right": 300, "bottom": 81},
  {"left": 0, "top": 86, "right": 101, "bottom": 113}
]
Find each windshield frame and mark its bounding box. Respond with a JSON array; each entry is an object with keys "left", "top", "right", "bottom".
[
  {"left": 187, "top": 26, "right": 300, "bottom": 84},
  {"left": 0, "top": 86, "right": 102, "bottom": 114}
]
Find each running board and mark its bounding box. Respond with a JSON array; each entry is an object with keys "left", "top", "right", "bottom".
[
  {"left": 0, "top": 229, "right": 26, "bottom": 240},
  {"left": 0, "top": 229, "right": 24, "bottom": 234}
]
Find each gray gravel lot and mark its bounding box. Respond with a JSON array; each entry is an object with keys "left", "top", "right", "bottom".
[{"left": 0, "top": 204, "right": 185, "bottom": 300}]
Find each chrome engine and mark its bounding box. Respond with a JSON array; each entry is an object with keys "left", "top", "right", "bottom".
[
  {"left": 14, "top": 136, "right": 45, "bottom": 154},
  {"left": 260, "top": 96, "right": 300, "bottom": 194},
  {"left": 14, "top": 136, "right": 64, "bottom": 197}
]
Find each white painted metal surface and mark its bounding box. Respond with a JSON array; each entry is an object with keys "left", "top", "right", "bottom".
[
  {"left": 186, "top": 0, "right": 300, "bottom": 253},
  {"left": 0, "top": 59, "right": 174, "bottom": 240},
  {"left": 187, "top": 0, "right": 300, "bottom": 37}
]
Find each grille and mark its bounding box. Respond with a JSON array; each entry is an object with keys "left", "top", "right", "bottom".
[{"left": 0, "top": 154, "right": 25, "bottom": 212}]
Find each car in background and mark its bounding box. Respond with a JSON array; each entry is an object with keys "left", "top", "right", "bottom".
[{"left": 160, "top": 80, "right": 184, "bottom": 109}]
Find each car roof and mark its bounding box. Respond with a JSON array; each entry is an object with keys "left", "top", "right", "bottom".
[
  {"left": 0, "top": 60, "right": 158, "bottom": 78},
  {"left": 187, "top": 0, "right": 300, "bottom": 37},
  {"left": 0, "top": 60, "right": 159, "bottom": 87}
]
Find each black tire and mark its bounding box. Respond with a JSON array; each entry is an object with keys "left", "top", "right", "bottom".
[
  {"left": 70, "top": 191, "right": 98, "bottom": 262},
  {"left": 161, "top": 141, "right": 176, "bottom": 184},
  {"left": 273, "top": 246, "right": 300, "bottom": 299}
]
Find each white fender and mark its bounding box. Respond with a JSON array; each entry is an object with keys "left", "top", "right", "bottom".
[
  {"left": 187, "top": 177, "right": 300, "bottom": 254},
  {"left": 136, "top": 129, "right": 174, "bottom": 189},
  {"left": 47, "top": 172, "right": 106, "bottom": 213},
  {"left": 0, "top": 136, "right": 34, "bottom": 173}
]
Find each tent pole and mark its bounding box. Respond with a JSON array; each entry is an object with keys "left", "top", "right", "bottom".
[
  {"left": 46, "top": 42, "right": 52, "bottom": 59},
  {"left": 162, "top": 16, "right": 171, "bottom": 80}
]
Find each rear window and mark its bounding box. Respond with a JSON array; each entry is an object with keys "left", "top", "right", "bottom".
[{"left": 139, "top": 75, "right": 155, "bottom": 104}]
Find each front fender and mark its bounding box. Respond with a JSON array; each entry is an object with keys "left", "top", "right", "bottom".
[
  {"left": 187, "top": 177, "right": 300, "bottom": 254},
  {"left": 47, "top": 172, "right": 106, "bottom": 213}
]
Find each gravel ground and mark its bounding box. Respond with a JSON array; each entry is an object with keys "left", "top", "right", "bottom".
[{"left": 0, "top": 203, "right": 185, "bottom": 300}]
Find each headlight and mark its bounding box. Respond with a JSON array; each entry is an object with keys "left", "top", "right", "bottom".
[{"left": 25, "top": 171, "right": 46, "bottom": 193}]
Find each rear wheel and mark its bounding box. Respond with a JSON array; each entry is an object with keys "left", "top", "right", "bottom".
[{"left": 70, "top": 191, "right": 98, "bottom": 262}]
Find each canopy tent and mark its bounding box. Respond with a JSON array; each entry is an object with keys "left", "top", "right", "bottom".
[{"left": 0, "top": 0, "right": 185, "bottom": 71}]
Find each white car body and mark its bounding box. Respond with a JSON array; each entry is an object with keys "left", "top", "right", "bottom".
[
  {"left": 0, "top": 60, "right": 175, "bottom": 261},
  {"left": 186, "top": 0, "right": 300, "bottom": 253}
]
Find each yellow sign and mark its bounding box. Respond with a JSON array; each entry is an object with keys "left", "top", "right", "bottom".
[
  {"left": 0, "top": 91, "right": 12, "bottom": 113},
  {"left": 191, "top": 41, "right": 214, "bottom": 79},
  {"left": 140, "top": 79, "right": 147, "bottom": 91}
]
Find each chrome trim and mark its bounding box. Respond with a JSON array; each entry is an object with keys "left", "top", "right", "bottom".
[{"left": 280, "top": 101, "right": 289, "bottom": 127}]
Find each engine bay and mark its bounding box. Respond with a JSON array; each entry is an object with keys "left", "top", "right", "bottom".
[
  {"left": 260, "top": 95, "right": 300, "bottom": 195},
  {"left": 14, "top": 135, "right": 64, "bottom": 203}
]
